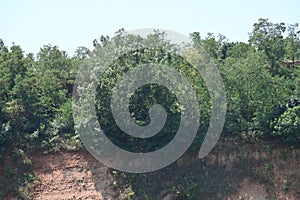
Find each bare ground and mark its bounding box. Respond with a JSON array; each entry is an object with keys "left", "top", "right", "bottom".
[
  {"left": 31, "top": 150, "right": 115, "bottom": 200},
  {"left": 1, "top": 140, "right": 299, "bottom": 200}
]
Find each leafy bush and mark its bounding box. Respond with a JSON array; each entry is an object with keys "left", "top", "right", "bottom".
[
  {"left": 271, "top": 105, "right": 300, "bottom": 145},
  {"left": 222, "top": 108, "right": 248, "bottom": 136}
]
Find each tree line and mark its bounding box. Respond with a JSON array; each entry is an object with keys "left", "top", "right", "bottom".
[{"left": 0, "top": 18, "right": 299, "bottom": 159}]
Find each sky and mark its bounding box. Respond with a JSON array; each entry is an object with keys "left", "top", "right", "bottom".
[{"left": 1, "top": 0, "right": 299, "bottom": 56}]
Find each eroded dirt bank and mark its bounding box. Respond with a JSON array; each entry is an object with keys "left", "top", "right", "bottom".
[
  {"left": 31, "top": 150, "right": 115, "bottom": 200},
  {"left": 2, "top": 140, "right": 299, "bottom": 200}
]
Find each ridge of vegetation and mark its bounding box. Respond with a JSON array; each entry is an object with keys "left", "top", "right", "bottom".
[{"left": 0, "top": 18, "right": 299, "bottom": 199}]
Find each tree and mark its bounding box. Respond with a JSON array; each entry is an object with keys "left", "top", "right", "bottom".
[
  {"left": 0, "top": 44, "right": 32, "bottom": 146},
  {"left": 225, "top": 42, "right": 253, "bottom": 59},
  {"left": 285, "top": 23, "right": 300, "bottom": 66},
  {"left": 74, "top": 46, "right": 90, "bottom": 59},
  {"left": 249, "top": 18, "right": 286, "bottom": 75},
  {"left": 190, "top": 32, "right": 227, "bottom": 60}
]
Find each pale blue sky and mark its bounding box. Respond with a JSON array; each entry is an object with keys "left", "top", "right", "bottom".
[{"left": 1, "top": 0, "right": 299, "bottom": 56}]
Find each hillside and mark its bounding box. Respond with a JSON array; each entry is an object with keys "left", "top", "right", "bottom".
[{"left": 1, "top": 139, "right": 299, "bottom": 200}]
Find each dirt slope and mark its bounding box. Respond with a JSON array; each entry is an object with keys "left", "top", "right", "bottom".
[
  {"left": 31, "top": 150, "right": 115, "bottom": 200},
  {"left": 2, "top": 141, "right": 299, "bottom": 200}
]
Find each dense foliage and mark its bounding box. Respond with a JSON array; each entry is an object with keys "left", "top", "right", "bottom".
[
  {"left": 1, "top": 18, "right": 300, "bottom": 198},
  {"left": 0, "top": 18, "right": 300, "bottom": 160}
]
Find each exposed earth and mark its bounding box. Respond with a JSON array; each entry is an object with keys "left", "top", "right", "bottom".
[{"left": 1, "top": 140, "right": 299, "bottom": 199}]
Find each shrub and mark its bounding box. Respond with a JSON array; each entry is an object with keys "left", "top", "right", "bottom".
[{"left": 271, "top": 105, "right": 300, "bottom": 145}]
